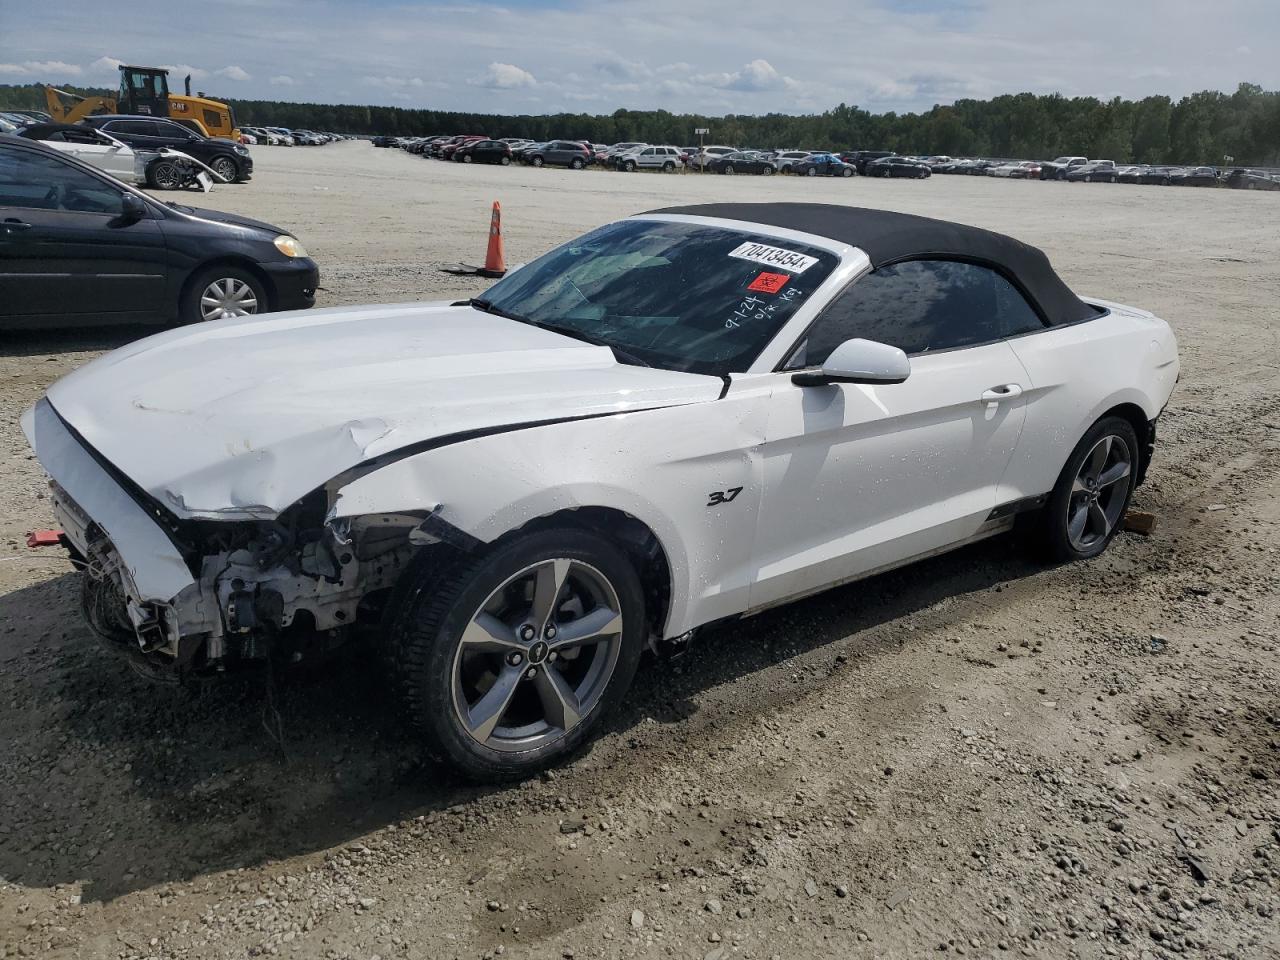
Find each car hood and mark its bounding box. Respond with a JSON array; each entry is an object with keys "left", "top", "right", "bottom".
[
  {"left": 169, "top": 204, "right": 282, "bottom": 235},
  {"left": 39, "top": 302, "right": 723, "bottom": 520}
]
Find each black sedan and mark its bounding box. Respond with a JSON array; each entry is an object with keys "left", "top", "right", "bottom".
[
  {"left": 793, "top": 153, "right": 855, "bottom": 177},
  {"left": 454, "top": 139, "right": 513, "bottom": 165},
  {"left": 1139, "top": 166, "right": 1177, "bottom": 185},
  {"left": 1224, "top": 168, "right": 1280, "bottom": 190},
  {"left": 706, "top": 151, "right": 775, "bottom": 175},
  {"left": 0, "top": 135, "right": 317, "bottom": 329},
  {"left": 81, "top": 115, "right": 252, "bottom": 184},
  {"left": 865, "top": 156, "right": 931, "bottom": 179},
  {"left": 1168, "top": 166, "right": 1219, "bottom": 187}
]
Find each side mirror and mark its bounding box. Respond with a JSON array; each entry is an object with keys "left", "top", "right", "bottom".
[
  {"left": 792, "top": 337, "right": 911, "bottom": 387},
  {"left": 117, "top": 193, "right": 148, "bottom": 224}
]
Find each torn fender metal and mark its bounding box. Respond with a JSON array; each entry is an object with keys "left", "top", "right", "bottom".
[
  {"left": 331, "top": 386, "right": 776, "bottom": 638},
  {"left": 22, "top": 399, "right": 196, "bottom": 604}
]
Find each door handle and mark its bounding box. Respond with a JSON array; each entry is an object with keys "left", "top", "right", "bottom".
[
  {"left": 1, "top": 218, "right": 33, "bottom": 232},
  {"left": 980, "top": 384, "right": 1023, "bottom": 403}
]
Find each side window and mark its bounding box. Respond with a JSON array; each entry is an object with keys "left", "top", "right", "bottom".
[
  {"left": 0, "top": 146, "right": 124, "bottom": 215},
  {"left": 155, "top": 121, "right": 191, "bottom": 138},
  {"left": 790, "top": 260, "right": 1044, "bottom": 366},
  {"left": 108, "top": 120, "right": 155, "bottom": 136}
]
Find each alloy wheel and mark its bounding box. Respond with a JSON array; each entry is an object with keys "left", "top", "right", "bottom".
[
  {"left": 151, "top": 161, "right": 182, "bottom": 189},
  {"left": 211, "top": 157, "right": 238, "bottom": 182},
  {"left": 451, "top": 558, "right": 624, "bottom": 753},
  {"left": 199, "top": 277, "right": 260, "bottom": 321},
  {"left": 1066, "top": 435, "right": 1132, "bottom": 552}
]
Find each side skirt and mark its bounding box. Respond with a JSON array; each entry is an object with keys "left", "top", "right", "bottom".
[{"left": 739, "top": 515, "right": 1016, "bottom": 620}]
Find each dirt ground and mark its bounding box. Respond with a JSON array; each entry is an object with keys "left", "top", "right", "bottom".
[{"left": 1, "top": 143, "right": 1278, "bottom": 960}]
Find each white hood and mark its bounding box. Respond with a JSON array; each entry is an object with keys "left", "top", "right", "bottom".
[{"left": 43, "top": 302, "right": 722, "bottom": 519}]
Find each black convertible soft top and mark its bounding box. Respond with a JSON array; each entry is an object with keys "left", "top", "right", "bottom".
[{"left": 648, "top": 202, "right": 1098, "bottom": 327}]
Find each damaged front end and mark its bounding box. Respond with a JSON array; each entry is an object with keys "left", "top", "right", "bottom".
[
  {"left": 57, "top": 481, "right": 426, "bottom": 681},
  {"left": 26, "top": 399, "right": 436, "bottom": 681}
]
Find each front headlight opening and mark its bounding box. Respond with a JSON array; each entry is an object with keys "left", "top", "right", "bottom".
[{"left": 274, "top": 235, "right": 308, "bottom": 258}]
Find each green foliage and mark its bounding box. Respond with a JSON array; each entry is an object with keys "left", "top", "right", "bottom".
[{"left": 4, "top": 81, "right": 1278, "bottom": 165}]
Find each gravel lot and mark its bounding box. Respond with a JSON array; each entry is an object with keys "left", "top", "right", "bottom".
[{"left": 1, "top": 142, "right": 1278, "bottom": 960}]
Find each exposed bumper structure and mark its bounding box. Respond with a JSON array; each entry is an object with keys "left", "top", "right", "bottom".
[
  {"left": 23, "top": 398, "right": 196, "bottom": 603},
  {"left": 22, "top": 398, "right": 412, "bottom": 676}
]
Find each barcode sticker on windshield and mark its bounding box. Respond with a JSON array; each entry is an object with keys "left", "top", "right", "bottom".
[{"left": 728, "top": 241, "right": 819, "bottom": 274}]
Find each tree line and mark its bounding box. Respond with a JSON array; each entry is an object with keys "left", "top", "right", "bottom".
[{"left": 5, "top": 81, "right": 1278, "bottom": 166}]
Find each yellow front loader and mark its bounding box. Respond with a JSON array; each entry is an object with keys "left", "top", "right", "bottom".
[{"left": 44, "top": 64, "right": 241, "bottom": 141}]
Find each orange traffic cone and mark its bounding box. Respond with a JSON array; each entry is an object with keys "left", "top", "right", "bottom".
[
  {"left": 440, "top": 200, "right": 508, "bottom": 278},
  {"left": 480, "top": 201, "right": 506, "bottom": 277}
]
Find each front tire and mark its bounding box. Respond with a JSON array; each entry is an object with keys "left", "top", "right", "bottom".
[
  {"left": 532, "top": 156, "right": 544, "bottom": 167},
  {"left": 388, "top": 530, "right": 646, "bottom": 781},
  {"left": 209, "top": 156, "right": 239, "bottom": 183},
  {"left": 841, "top": 167, "right": 853, "bottom": 178},
  {"left": 1040, "top": 417, "right": 1139, "bottom": 562},
  {"left": 180, "top": 265, "right": 267, "bottom": 324},
  {"left": 463, "top": 154, "right": 473, "bottom": 163},
  {"left": 806, "top": 167, "right": 817, "bottom": 177}
]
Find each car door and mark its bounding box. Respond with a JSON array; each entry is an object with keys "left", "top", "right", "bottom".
[
  {"left": 64, "top": 130, "right": 137, "bottom": 181},
  {"left": 747, "top": 258, "right": 1044, "bottom": 610},
  {"left": 0, "top": 143, "right": 168, "bottom": 325},
  {"left": 100, "top": 118, "right": 162, "bottom": 150}
]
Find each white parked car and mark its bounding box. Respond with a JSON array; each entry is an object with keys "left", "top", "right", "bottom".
[
  {"left": 689, "top": 145, "right": 735, "bottom": 170},
  {"left": 615, "top": 145, "right": 681, "bottom": 172},
  {"left": 773, "top": 150, "right": 814, "bottom": 173},
  {"left": 23, "top": 203, "right": 1178, "bottom": 780},
  {"left": 18, "top": 122, "right": 141, "bottom": 182}
]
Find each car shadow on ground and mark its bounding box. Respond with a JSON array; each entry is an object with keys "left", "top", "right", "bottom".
[
  {"left": 0, "top": 326, "right": 155, "bottom": 357},
  {"left": 0, "top": 534, "right": 1041, "bottom": 901}
]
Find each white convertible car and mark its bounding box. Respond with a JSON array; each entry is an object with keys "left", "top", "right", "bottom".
[{"left": 23, "top": 203, "right": 1179, "bottom": 779}]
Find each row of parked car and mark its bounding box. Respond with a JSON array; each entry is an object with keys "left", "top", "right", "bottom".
[
  {"left": 374, "top": 133, "right": 1280, "bottom": 190},
  {"left": 377, "top": 135, "right": 936, "bottom": 178},
  {"left": 919, "top": 155, "right": 1279, "bottom": 188},
  {"left": 239, "top": 126, "right": 354, "bottom": 147}
]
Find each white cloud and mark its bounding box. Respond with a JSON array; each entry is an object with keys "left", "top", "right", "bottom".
[
  {"left": 216, "top": 65, "right": 251, "bottom": 81},
  {"left": 469, "top": 62, "right": 536, "bottom": 90},
  {"left": 88, "top": 56, "right": 125, "bottom": 74},
  {"left": 270, "top": 74, "right": 297, "bottom": 87},
  {"left": 161, "top": 63, "right": 207, "bottom": 81},
  {"left": 0, "top": 59, "right": 82, "bottom": 77},
  {"left": 360, "top": 74, "right": 426, "bottom": 89},
  {"left": 695, "top": 59, "right": 799, "bottom": 94}
]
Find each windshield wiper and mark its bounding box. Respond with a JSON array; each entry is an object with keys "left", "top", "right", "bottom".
[
  {"left": 470, "top": 300, "right": 651, "bottom": 368},
  {"left": 469, "top": 297, "right": 532, "bottom": 325},
  {"left": 529, "top": 321, "right": 653, "bottom": 368}
]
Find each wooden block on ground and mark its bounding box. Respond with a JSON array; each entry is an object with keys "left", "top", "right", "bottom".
[{"left": 1123, "top": 510, "right": 1158, "bottom": 535}]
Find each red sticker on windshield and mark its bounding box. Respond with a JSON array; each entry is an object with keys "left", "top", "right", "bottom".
[{"left": 748, "top": 271, "right": 790, "bottom": 294}]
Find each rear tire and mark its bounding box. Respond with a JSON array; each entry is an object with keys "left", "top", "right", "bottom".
[
  {"left": 1039, "top": 417, "right": 1139, "bottom": 562},
  {"left": 146, "top": 159, "right": 184, "bottom": 190},
  {"left": 387, "top": 529, "right": 646, "bottom": 781},
  {"left": 806, "top": 167, "right": 817, "bottom": 177},
  {"left": 570, "top": 158, "right": 585, "bottom": 170}
]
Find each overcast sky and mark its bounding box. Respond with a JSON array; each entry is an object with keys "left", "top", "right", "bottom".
[{"left": 4, "top": 0, "right": 1276, "bottom": 115}]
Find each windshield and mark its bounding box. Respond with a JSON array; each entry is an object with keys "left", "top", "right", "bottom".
[{"left": 477, "top": 219, "right": 838, "bottom": 376}]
